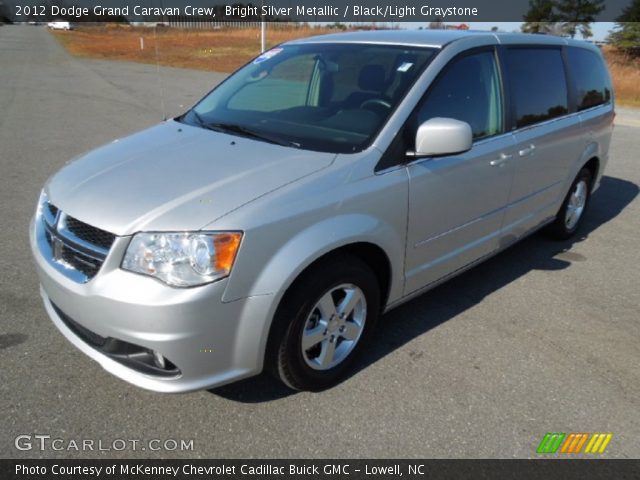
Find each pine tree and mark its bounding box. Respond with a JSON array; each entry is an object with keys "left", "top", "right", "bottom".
[
  {"left": 555, "top": 0, "right": 605, "bottom": 38},
  {"left": 522, "top": 0, "right": 559, "bottom": 33},
  {"left": 608, "top": 0, "right": 640, "bottom": 55}
]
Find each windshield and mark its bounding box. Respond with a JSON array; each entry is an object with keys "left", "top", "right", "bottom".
[{"left": 180, "top": 43, "right": 437, "bottom": 153}]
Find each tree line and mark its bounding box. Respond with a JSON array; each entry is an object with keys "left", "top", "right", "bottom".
[{"left": 522, "top": 0, "right": 639, "bottom": 56}]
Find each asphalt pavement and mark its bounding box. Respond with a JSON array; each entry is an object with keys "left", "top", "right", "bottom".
[{"left": 1, "top": 25, "right": 639, "bottom": 459}]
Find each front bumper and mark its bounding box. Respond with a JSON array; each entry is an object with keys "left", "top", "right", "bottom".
[{"left": 30, "top": 217, "right": 274, "bottom": 393}]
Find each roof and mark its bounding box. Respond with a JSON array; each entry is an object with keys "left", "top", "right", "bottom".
[{"left": 284, "top": 29, "right": 598, "bottom": 52}]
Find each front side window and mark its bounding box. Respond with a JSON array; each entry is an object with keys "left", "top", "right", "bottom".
[
  {"left": 415, "top": 50, "right": 503, "bottom": 140},
  {"left": 566, "top": 47, "right": 612, "bottom": 111},
  {"left": 506, "top": 48, "right": 569, "bottom": 128},
  {"left": 181, "top": 44, "right": 436, "bottom": 153}
]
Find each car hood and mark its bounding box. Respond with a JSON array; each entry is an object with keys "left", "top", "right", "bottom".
[{"left": 46, "top": 121, "right": 336, "bottom": 236}]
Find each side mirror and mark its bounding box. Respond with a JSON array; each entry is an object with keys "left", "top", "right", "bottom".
[{"left": 409, "top": 117, "right": 473, "bottom": 158}]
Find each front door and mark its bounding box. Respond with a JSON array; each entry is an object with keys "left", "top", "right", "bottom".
[{"left": 404, "top": 49, "right": 515, "bottom": 295}]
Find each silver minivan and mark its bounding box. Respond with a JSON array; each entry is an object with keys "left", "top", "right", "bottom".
[{"left": 30, "top": 30, "right": 613, "bottom": 392}]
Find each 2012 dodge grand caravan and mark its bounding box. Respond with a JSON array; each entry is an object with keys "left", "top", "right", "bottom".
[{"left": 30, "top": 30, "right": 613, "bottom": 392}]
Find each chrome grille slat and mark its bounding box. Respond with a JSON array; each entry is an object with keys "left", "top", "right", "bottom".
[
  {"left": 42, "top": 202, "right": 58, "bottom": 227},
  {"left": 43, "top": 217, "right": 107, "bottom": 261},
  {"left": 39, "top": 201, "right": 115, "bottom": 283},
  {"left": 57, "top": 213, "right": 111, "bottom": 258},
  {"left": 60, "top": 245, "right": 102, "bottom": 278},
  {"left": 47, "top": 203, "right": 59, "bottom": 219}
]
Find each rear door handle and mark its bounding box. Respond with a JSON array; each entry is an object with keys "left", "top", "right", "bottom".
[
  {"left": 490, "top": 153, "right": 513, "bottom": 167},
  {"left": 519, "top": 144, "right": 536, "bottom": 157}
]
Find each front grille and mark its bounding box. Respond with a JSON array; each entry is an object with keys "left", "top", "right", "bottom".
[
  {"left": 65, "top": 215, "right": 115, "bottom": 250},
  {"left": 47, "top": 203, "right": 59, "bottom": 219},
  {"left": 40, "top": 201, "right": 116, "bottom": 283},
  {"left": 60, "top": 244, "right": 102, "bottom": 278}
]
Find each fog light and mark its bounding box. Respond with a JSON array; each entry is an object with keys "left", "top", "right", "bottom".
[{"left": 153, "top": 351, "right": 166, "bottom": 369}]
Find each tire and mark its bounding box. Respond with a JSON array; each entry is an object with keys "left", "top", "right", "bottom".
[
  {"left": 267, "top": 254, "right": 380, "bottom": 391},
  {"left": 547, "top": 167, "right": 593, "bottom": 240}
]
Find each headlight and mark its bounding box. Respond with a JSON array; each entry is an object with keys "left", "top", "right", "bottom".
[{"left": 122, "top": 231, "right": 242, "bottom": 287}]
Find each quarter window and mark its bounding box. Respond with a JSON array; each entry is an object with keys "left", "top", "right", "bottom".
[
  {"left": 566, "top": 47, "right": 612, "bottom": 110},
  {"left": 505, "top": 48, "right": 569, "bottom": 128},
  {"left": 416, "top": 51, "right": 503, "bottom": 140}
]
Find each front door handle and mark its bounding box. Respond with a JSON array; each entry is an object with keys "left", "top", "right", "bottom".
[
  {"left": 519, "top": 144, "right": 536, "bottom": 157},
  {"left": 490, "top": 153, "right": 513, "bottom": 167}
]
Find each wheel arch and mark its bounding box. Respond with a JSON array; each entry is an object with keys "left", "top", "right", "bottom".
[
  {"left": 263, "top": 241, "right": 391, "bottom": 383},
  {"left": 280, "top": 242, "right": 393, "bottom": 312},
  {"left": 583, "top": 156, "right": 600, "bottom": 189},
  {"left": 561, "top": 141, "right": 602, "bottom": 202}
]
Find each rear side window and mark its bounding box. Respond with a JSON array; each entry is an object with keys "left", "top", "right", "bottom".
[
  {"left": 506, "top": 48, "right": 569, "bottom": 129},
  {"left": 566, "top": 47, "right": 612, "bottom": 110},
  {"left": 416, "top": 50, "right": 503, "bottom": 140}
]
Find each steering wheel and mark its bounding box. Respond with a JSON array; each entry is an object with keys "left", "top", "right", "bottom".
[{"left": 360, "top": 98, "right": 392, "bottom": 115}]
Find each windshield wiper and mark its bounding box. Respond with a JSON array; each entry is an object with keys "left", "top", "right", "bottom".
[
  {"left": 206, "top": 122, "right": 300, "bottom": 148},
  {"left": 187, "top": 113, "right": 300, "bottom": 148},
  {"left": 189, "top": 110, "right": 210, "bottom": 129}
]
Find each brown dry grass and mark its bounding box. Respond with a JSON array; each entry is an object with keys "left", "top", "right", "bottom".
[
  {"left": 52, "top": 24, "right": 339, "bottom": 73},
  {"left": 603, "top": 47, "right": 640, "bottom": 107},
  {"left": 53, "top": 26, "right": 640, "bottom": 107}
]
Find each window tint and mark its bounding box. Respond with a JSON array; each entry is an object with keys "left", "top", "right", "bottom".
[
  {"left": 506, "top": 48, "right": 568, "bottom": 128},
  {"left": 227, "top": 54, "right": 317, "bottom": 112},
  {"left": 566, "top": 47, "right": 611, "bottom": 110},
  {"left": 417, "top": 51, "right": 503, "bottom": 139}
]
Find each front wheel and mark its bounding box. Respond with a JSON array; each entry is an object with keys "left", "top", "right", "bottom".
[
  {"left": 268, "top": 255, "right": 380, "bottom": 391},
  {"left": 547, "top": 167, "right": 593, "bottom": 240}
]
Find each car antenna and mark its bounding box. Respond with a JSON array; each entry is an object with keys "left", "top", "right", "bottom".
[{"left": 154, "top": 26, "right": 167, "bottom": 121}]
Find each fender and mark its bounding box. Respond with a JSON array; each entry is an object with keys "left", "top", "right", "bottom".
[
  {"left": 220, "top": 213, "right": 405, "bottom": 374},
  {"left": 223, "top": 213, "right": 404, "bottom": 304}
]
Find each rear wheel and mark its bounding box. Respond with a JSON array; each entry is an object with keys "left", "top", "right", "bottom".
[
  {"left": 547, "top": 168, "right": 593, "bottom": 240},
  {"left": 268, "top": 255, "right": 380, "bottom": 391}
]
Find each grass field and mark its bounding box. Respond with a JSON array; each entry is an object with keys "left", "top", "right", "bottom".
[
  {"left": 603, "top": 47, "right": 640, "bottom": 107},
  {"left": 52, "top": 25, "right": 640, "bottom": 106},
  {"left": 52, "top": 24, "right": 336, "bottom": 72}
]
